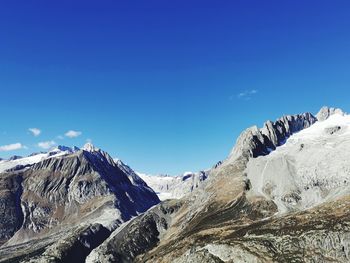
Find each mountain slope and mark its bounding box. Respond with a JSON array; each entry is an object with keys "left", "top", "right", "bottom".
[{"left": 0, "top": 143, "right": 159, "bottom": 262}]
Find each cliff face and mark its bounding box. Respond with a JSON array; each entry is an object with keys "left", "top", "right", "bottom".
[
  {"left": 0, "top": 173, "right": 23, "bottom": 245},
  {"left": 0, "top": 145, "right": 159, "bottom": 262},
  {"left": 230, "top": 112, "right": 317, "bottom": 160}
]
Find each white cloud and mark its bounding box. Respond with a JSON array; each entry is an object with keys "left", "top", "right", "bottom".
[
  {"left": 57, "top": 135, "right": 64, "bottom": 140},
  {"left": 237, "top": 89, "right": 258, "bottom": 100},
  {"left": 29, "top": 128, "right": 41, "bottom": 136},
  {"left": 38, "top": 140, "right": 56, "bottom": 149},
  {"left": 65, "top": 130, "right": 82, "bottom": 138},
  {"left": 0, "top": 143, "right": 25, "bottom": 152}
]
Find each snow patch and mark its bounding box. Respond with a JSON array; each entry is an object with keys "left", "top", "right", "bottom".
[{"left": 0, "top": 148, "right": 76, "bottom": 173}]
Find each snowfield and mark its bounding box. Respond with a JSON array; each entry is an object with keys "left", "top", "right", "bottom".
[
  {"left": 138, "top": 171, "right": 208, "bottom": 201},
  {"left": 0, "top": 147, "right": 75, "bottom": 173},
  {"left": 246, "top": 113, "right": 350, "bottom": 213}
]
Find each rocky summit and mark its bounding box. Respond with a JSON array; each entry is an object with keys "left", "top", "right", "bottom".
[{"left": 1, "top": 107, "right": 350, "bottom": 263}]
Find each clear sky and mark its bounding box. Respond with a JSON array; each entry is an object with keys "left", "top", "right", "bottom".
[{"left": 1, "top": 1, "right": 350, "bottom": 175}]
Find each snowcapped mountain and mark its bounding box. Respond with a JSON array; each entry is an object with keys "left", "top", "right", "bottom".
[
  {"left": 0, "top": 143, "right": 159, "bottom": 262},
  {"left": 0, "top": 143, "right": 210, "bottom": 203},
  {"left": 247, "top": 108, "right": 350, "bottom": 212},
  {"left": 0, "top": 145, "right": 79, "bottom": 173}
]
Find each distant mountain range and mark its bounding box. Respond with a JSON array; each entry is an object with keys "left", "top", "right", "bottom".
[
  {"left": 137, "top": 171, "right": 209, "bottom": 201},
  {"left": 1, "top": 106, "right": 350, "bottom": 262}
]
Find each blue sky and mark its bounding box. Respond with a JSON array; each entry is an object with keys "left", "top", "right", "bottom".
[{"left": 1, "top": 1, "right": 350, "bottom": 174}]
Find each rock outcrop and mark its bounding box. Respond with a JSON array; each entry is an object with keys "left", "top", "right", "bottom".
[
  {"left": 87, "top": 200, "right": 183, "bottom": 263},
  {"left": 230, "top": 112, "right": 317, "bottom": 160},
  {"left": 316, "top": 106, "right": 345, "bottom": 121}
]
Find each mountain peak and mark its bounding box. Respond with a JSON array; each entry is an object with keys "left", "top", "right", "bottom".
[
  {"left": 316, "top": 106, "right": 345, "bottom": 121},
  {"left": 230, "top": 112, "right": 317, "bottom": 161},
  {"left": 82, "top": 143, "right": 99, "bottom": 152}
]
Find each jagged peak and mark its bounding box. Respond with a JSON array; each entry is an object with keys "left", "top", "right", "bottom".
[
  {"left": 82, "top": 143, "right": 100, "bottom": 152},
  {"left": 230, "top": 112, "right": 317, "bottom": 161},
  {"left": 316, "top": 106, "right": 345, "bottom": 121}
]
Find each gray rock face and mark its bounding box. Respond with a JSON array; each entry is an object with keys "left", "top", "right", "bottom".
[
  {"left": 87, "top": 200, "right": 183, "bottom": 263},
  {"left": 115, "top": 160, "right": 152, "bottom": 189},
  {"left": 316, "top": 106, "right": 345, "bottom": 121},
  {"left": 0, "top": 173, "right": 23, "bottom": 245},
  {"left": 325, "top": 125, "right": 343, "bottom": 135},
  {"left": 23, "top": 224, "right": 111, "bottom": 263},
  {"left": 230, "top": 112, "right": 317, "bottom": 160},
  {"left": 0, "top": 145, "right": 159, "bottom": 261}
]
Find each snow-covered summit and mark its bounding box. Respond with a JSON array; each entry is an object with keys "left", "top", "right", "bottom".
[{"left": 82, "top": 143, "right": 100, "bottom": 152}]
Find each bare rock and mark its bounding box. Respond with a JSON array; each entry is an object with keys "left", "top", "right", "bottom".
[{"left": 316, "top": 106, "right": 345, "bottom": 121}]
